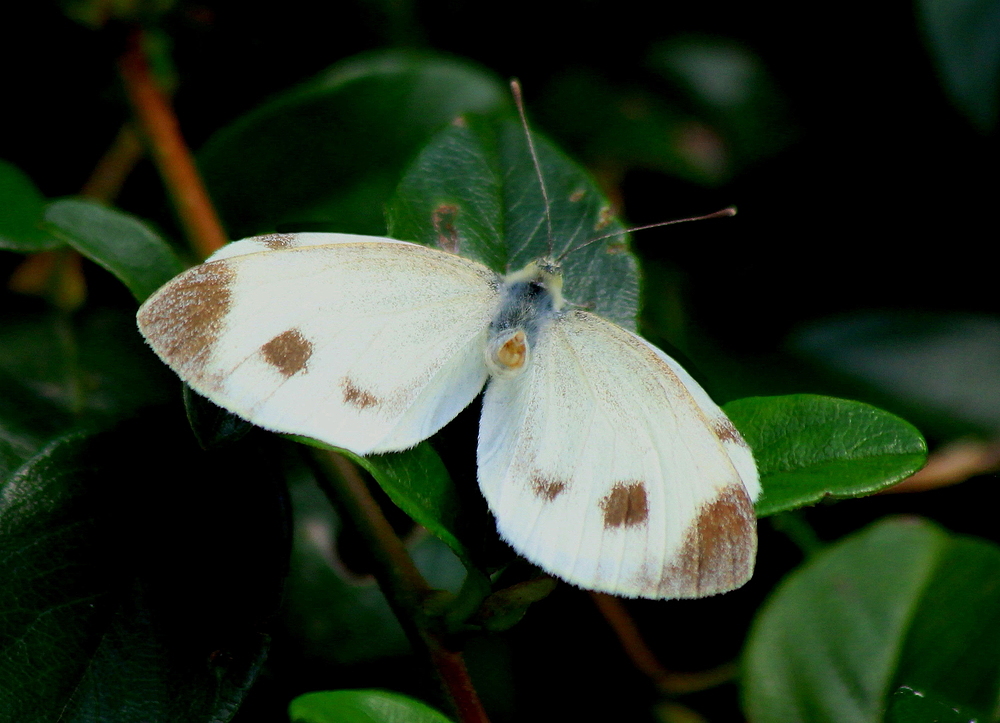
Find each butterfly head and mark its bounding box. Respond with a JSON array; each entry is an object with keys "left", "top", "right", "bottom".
[{"left": 485, "top": 258, "right": 566, "bottom": 378}]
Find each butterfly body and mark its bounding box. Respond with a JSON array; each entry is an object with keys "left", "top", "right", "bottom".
[{"left": 137, "top": 232, "right": 759, "bottom": 599}]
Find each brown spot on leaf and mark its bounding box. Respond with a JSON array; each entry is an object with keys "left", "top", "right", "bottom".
[
  {"left": 712, "top": 418, "right": 749, "bottom": 448},
  {"left": 432, "top": 203, "right": 461, "bottom": 254},
  {"left": 451, "top": 115, "right": 468, "bottom": 128},
  {"left": 601, "top": 482, "right": 649, "bottom": 529},
  {"left": 595, "top": 206, "right": 615, "bottom": 230},
  {"left": 137, "top": 261, "right": 234, "bottom": 377},
  {"left": 259, "top": 233, "right": 296, "bottom": 250},
  {"left": 663, "top": 484, "right": 756, "bottom": 597},
  {"left": 532, "top": 475, "right": 567, "bottom": 501},
  {"left": 341, "top": 378, "right": 380, "bottom": 409},
  {"left": 261, "top": 328, "right": 312, "bottom": 377},
  {"left": 569, "top": 188, "right": 586, "bottom": 202}
]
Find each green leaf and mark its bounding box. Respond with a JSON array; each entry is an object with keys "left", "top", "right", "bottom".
[
  {"left": 387, "top": 113, "right": 640, "bottom": 330},
  {"left": 0, "top": 307, "right": 177, "bottom": 481},
  {"left": 289, "top": 690, "right": 454, "bottom": 723},
  {"left": 0, "top": 159, "right": 64, "bottom": 251},
  {"left": 723, "top": 395, "right": 928, "bottom": 517},
  {"left": 292, "top": 435, "right": 473, "bottom": 569},
  {"left": 792, "top": 311, "right": 1000, "bottom": 436},
  {"left": 647, "top": 36, "right": 796, "bottom": 169},
  {"left": 284, "top": 469, "right": 466, "bottom": 666},
  {"left": 0, "top": 307, "right": 176, "bottom": 449},
  {"left": 534, "top": 71, "right": 724, "bottom": 185},
  {"left": 44, "top": 198, "right": 186, "bottom": 302},
  {"left": 885, "top": 686, "right": 981, "bottom": 723},
  {"left": 742, "top": 517, "right": 1000, "bottom": 723},
  {"left": 0, "top": 428, "right": 286, "bottom": 722},
  {"left": 199, "top": 50, "right": 508, "bottom": 238},
  {"left": 918, "top": 0, "right": 1000, "bottom": 131}
]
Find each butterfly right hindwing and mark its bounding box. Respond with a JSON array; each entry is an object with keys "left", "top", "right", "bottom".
[{"left": 478, "top": 308, "right": 758, "bottom": 599}]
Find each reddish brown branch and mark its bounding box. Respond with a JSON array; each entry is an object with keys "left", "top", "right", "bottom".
[
  {"left": 313, "top": 450, "right": 491, "bottom": 723},
  {"left": 590, "top": 592, "right": 736, "bottom": 695},
  {"left": 118, "top": 28, "right": 227, "bottom": 258},
  {"left": 80, "top": 121, "right": 144, "bottom": 203}
]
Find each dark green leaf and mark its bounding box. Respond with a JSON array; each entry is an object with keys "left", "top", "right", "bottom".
[
  {"left": 284, "top": 468, "right": 466, "bottom": 666},
  {"left": 647, "top": 36, "right": 795, "bottom": 168},
  {"left": 0, "top": 159, "right": 64, "bottom": 251},
  {"left": 742, "top": 517, "right": 1000, "bottom": 723},
  {"left": 199, "top": 50, "right": 508, "bottom": 238},
  {"left": 292, "top": 435, "right": 473, "bottom": 568},
  {"left": 0, "top": 426, "right": 286, "bottom": 723},
  {"left": 885, "top": 686, "right": 980, "bottom": 723},
  {"left": 0, "top": 307, "right": 175, "bottom": 455},
  {"left": 918, "top": 0, "right": 1000, "bottom": 131},
  {"left": 891, "top": 534, "right": 1000, "bottom": 718},
  {"left": 183, "top": 385, "right": 255, "bottom": 449},
  {"left": 792, "top": 311, "right": 1000, "bottom": 436},
  {"left": 723, "top": 395, "right": 927, "bottom": 517},
  {"left": 44, "top": 198, "right": 186, "bottom": 301},
  {"left": 289, "top": 689, "right": 454, "bottom": 723},
  {"left": 535, "top": 71, "right": 721, "bottom": 185},
  {"left": 387, "top": 114, "right": 640, "bottom": 330}
]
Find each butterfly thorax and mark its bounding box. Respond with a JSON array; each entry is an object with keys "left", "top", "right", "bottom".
[{"left": 485, "top": 259, "right": 565, "bottom": 378}]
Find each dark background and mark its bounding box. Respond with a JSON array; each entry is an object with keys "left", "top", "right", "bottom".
[{"left": 2, "top": 1, "right": 997, "bottom": 721}]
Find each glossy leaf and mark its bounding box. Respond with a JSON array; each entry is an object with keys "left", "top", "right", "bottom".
[
  {"left": 289, "top": 689, "right": 454, "bottom": 723},
  {"left": 199, "top": 50, "right": 508, "bottom": 239},
  {"left": 387, "top": 113, "right": 640, "bottom": 330},
  {"left": 0, "top": 428, "right": 287, "bottom": 723},
  {"left": 723, "top": 395, "right": 927, "bottom": 517},
  {"left": 290, "top": 435, "right": 475, "bottom": 571},
  {"left": 44, "top": 198, "right": 186, "bottom": 302},
  {"left": 742, "top": 517, "right": 1000, "bottom": 723},
  {"left": 0, "top": 159, "right": 64, "bottom": 251},
  {"left": 284, "top": 470, "right": 466, "bottom": 666}
]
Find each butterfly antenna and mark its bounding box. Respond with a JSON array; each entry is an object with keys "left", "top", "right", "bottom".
[
  {"left": 556, "top": 206, "right": 738, "bottom": 262},
  {"left": 511, "top": 79, "right": 555, "bottom": 256}
]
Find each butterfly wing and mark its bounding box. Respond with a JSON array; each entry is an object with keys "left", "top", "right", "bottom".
[
  {"left": 478, "top": 309, "right": 759, "bottom": 599},
  {"left": 138, "top": 233, "right": 501, "bottom": 454}
]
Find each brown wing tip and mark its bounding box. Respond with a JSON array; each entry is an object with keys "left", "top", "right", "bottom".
[{"left": 658, "top": 483, "right": 757, "bottom": 598}]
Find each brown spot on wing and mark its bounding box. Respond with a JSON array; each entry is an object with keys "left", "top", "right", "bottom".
[
  {"left": 662, "top": 484, "right": 756, "bottom": 597},
  {"left": 601, "top": 481, "right": 649, "bottom": 528},
  {"left": 259, "top": 233, "right": 296, "bottom": 250},
  {"left": 261, "top": 328, "right": 312, "bottom": 377},
  {"left": 341, "top": 378, "right": 380, "bottom": 409},
  {"left": 712, "top": 417, "right": 749, "bottom": 448},
  {"left": 531, "top": 474, "right": 567, "bottom": 501},
  {"left": 137, "top": 261, "right": 234, "bottom": 378}
]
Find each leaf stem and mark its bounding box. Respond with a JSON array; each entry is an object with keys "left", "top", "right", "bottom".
[
  {"left": 589, "top": 592, "right": 737, "bottom": 695},
  {"left": 118, "top": 27, "right": 227, "bottom": 259},
  {"left": 310, "top": 449, "right": 491, "bottom": 723}
]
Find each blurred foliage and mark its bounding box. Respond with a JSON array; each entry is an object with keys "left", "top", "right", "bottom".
[{"left": 1, "top": 1, "right": 997, "bottom": 722}]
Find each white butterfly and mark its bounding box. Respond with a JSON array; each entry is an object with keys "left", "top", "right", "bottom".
[{"left": 137, "top": 228, "right": 760, "bottom": 599}]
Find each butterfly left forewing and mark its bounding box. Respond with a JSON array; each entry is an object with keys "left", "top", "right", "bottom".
[
  {"left": 478, "top": 309, "right": 758, "bottom": 599},
  {"left": 138, "top": 235, "right": 501, "bottom": 454}
]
